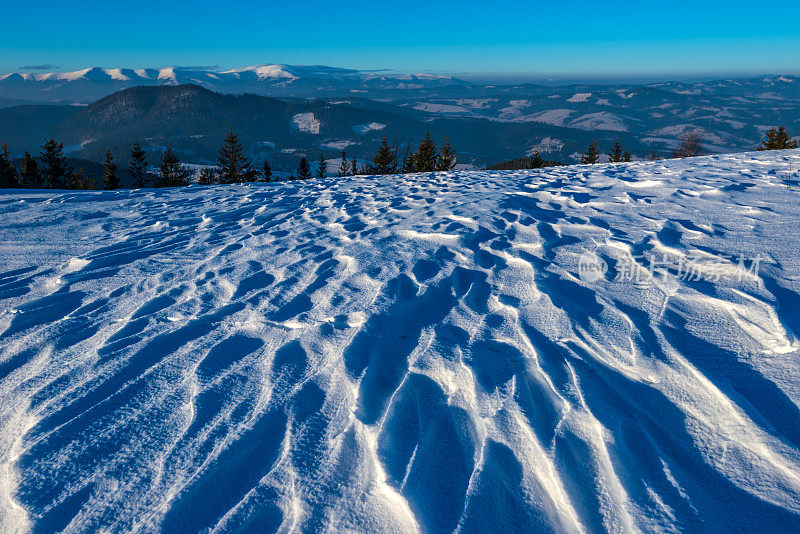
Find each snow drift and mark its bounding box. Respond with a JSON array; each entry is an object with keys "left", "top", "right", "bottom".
[{"left": 1, "top": 151, "right": 800, "bottom": 532}]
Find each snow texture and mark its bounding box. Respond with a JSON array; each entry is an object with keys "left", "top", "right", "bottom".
[
  {"left": 1, "top": 151, "right": 800, "bottom": 533},
  {"left": 290, "top": 113, "right": 321, "bottom": 135}
]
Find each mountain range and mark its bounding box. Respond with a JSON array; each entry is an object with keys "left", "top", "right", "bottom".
[
  {"left": 1, "top": 65, "right": 799, "bottom": 169},
  {"left": 0, "top": 65, "right": 465, "bottom": 102}
]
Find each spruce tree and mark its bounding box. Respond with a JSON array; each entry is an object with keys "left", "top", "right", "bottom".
[
  {"left": 297, "top": 156, "right": 312, "bottom": 179},
  {"left": 400, "top": 143, "right": 415, "bottom": 173},
  {"left": 129, "top": 142, "right": 148, "bottom": 188},
  {"left": 103, "top": 150, "right": 119, "bottom": 189},
  {"left": 70, "top": 168, "right": 86, "bottom": 190},
  {"left": 608, "top": 139, "right": 625, "bottom": 162},
  {"left": 530, "top": 151, "right": 545, "bottom": 168},
  {"left": 40, "top": 138, "right": 71, "bottom": 188},
  {"left": 757, "top": 126, "right": 799, "bottom": 151},
  {"left": 337, "top": 150, "right": 350, "bottom": 177},
  {"left": 437, "top": 137, "right": 457, "bottom": 171},
  {"left": 21, "top": 151, "right": 40, "bottom": 188},
  {"left": 156, "top": 146, "right": 190, "bottom": 187},
  {"left": 351, "top": 157, "right": 358, "bottom": 176},
  {"left": 261, "top": 159, "right": 273, "bottom": 182},
  {"left": 580, "top": 142, "right": 600, "bottom": 164},
  {"left": 0, "top": 144, "right": 20, "bottom": 188},
  {"left": 218, "top": 128, "right": 254, "bottom": 183},
  {"left": 197, "top": 168, "right": 218, "bottom": 185},
  {"left": 370, "top": 136, "right": 398, "bottom": 174},
  {"left": 317, "top": 153, "right": 327, "bottom": 178},
  {"left": 413, "top": 131, "right": 438, "bottom": 172}
]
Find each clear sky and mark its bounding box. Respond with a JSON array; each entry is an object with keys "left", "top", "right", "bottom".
[{"left": 3, "top": 0, "right": 800, "bottom": 78}]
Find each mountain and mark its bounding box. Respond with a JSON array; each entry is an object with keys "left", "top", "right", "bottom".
[
  {"left": 0, "top": 64, "right": 468, "bottom": 103},
  {"left": 1, "top": 151, "right": 799, "bottom": 532},
  {"left": 2, "top": 74, "right": 799, "bottom": 168},
  {"left": 0, "top": 84, "right": 650, "bottom": 170}
]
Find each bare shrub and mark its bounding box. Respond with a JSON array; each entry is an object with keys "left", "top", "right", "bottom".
[{"left": 672, "top": 132, "right": 704, "bottom": 158}]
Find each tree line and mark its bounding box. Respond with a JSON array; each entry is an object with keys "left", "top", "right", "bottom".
[
  {"left": 0, "top": 129, "right": 459, "bottom": 189},
  {"left": 574, "top": 126, "right": 798, "bottom": 166},
  {"left": 2, "top": 126, "right": 796, "bottom": 189}
]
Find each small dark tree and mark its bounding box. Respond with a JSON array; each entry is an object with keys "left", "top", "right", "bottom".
[
  {"left": 297, "top": 156, "right": 312, "bottom": 179},
  {"left": 400, "top": 142, "right": 415, "bottom": 173},
  {"left": 129, "top": 142, "right": 148, "bottom": 188},
  {"left": 370, "top": 136, "right": 398, "bottom": 174},
  {"left": 672, "top": 132, "right": 703, "bottom": 158},
  {"left": 437, "top": 137, "right": 458, "bottom": 171},
  {"left": 530, "top": 151, "right": 545, "bottom": 168},
  {"left": 70, "top": 168, "right": 85, "bottom": 190},
  {"left": 337, "top": 150, "right": 350, "bottom": 177},
  {"left": 757, "top": 127, "right": 799, "bottom": 151},
  {"left": 197, "top": 167, "right": 218, "bottom": 185},
  {"left": 413, "top": 131, "right": 438, "bottom": 172},
  {"left": 40, "top": 138, "right": 71, "bottom": 188},
  {"left": 218, "top": 128, "right": 254, "bottom": 183},
  {"left": 351, "top": 156, "right": 359, "bottom": 176},
  {"left": 0, "top": 144, "right": 20, "bottom": 188},
  {"left": 317, "top": 153, "right": 328, "bottom": 178},
  {"left": 580, "top": 142, "right": 600, "bottom": 164},
  {"left": 261, "top": 159, "right": 273, "bottom": 182},
  {"left": 20, "top": 151, "right": 40, "bottom": 188},
  {"left": 608, "top": 139, "right": 631, "bottom": 163},
  {"left": 156, "top": 147, "right": 191, "bottom": 187},
  {"left": 103, "top": 150, "right": 119, "bottom": 189}
]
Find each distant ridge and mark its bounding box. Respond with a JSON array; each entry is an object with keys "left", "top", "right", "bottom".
[{"left": 0, "top": 64, "right": 468, "bottom": 103}]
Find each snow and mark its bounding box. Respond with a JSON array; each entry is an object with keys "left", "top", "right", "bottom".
[
  {"left": 320, "top": 140, "right": 357, "bottom": 151},
  {"left": 1, "top": 150, "right": 800, "bottom": 532},
  {"left": 530, "top": 109, "right": 575, "bottom": 126},
  {"left": 353, "top": 122, "right": 386, "bottom": 135},
  {"left": 527, "top": 137, "right": 564, "bottom": 154},
  {"left": 413, "top": 103, "right": 472, "bottom": 114},
  {"left": 291, "top": 113, "right": 321, "bottom": 134},
  {"left": 570, "top": 111, "right": 628, "bottom": 132},
  {"left": 567, "top": 92, "right": 591, "bottom": 103}
]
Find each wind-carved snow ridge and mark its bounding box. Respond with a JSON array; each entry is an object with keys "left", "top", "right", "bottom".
[{"left": 1, "top": 150, "right": 800, "bottom": 532}]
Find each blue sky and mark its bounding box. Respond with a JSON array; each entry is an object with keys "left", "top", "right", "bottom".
[{"left": 4, "top": 0, "right": 800, "bottom": 78}]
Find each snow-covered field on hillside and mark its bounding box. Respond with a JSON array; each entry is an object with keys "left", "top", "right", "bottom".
[{"left": 1, "top": 151, "right": 799, "bottom": 533}]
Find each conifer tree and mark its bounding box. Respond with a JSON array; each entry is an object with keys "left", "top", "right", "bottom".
[
  {"left": 21, "top": 151, "right": 40, "bottom": 188},
  {"left": 413, "top": 131, "right": 438, "bottom": 172},
  {"left": 40, "top": 138, "right": 71, "bottom": 188},
  {"left": 400, "top": 143, "right": 415, "bottom": 173},
  {"left": 0, "top": 144, "right": 20, "bottom": 188},
  {"left": 530, "top": 151, "right": 545, "bottom": 168},
  {"left": 337, "top": 150, "right": 350, "bottom": 177},
  {"left": 129, "top": 142, "right": 148, "bottom": 188},
  {"left": 197, "top": 168, "right": 218, "bottom": 185},
  {"left": 317, "top": 153, "right": 327, "bottom": 178},
  {"left": 70, "top": 168, "right": 86, "bottom": 190},
  {"left": 757, "top": 126, "right": 799, "bottom": 151},
  {"left": 261, "top": 159, "right": 273, "bottom": 182},
  {"left": 85, "top": 174, "right": 98, "bottom": 190},
  {"left": 580, "top": 142, "right": 600, "bottom": 164},
  {"left": 156, "top": 146, "right": 190, "bottom": 187},
  {"left": 297, "top": 156, "right": 312, "bottom": 179},
  {"left": 218, "top": 128, "right": 254, "bottom": 183},
  {"left": 437, "top": 137, "right": 457, "bottom": 171},
  {"left": 351, "top": 156, "right": 358, "bottom": 176},
  {"left": 103, "top": 150, "right": 119, "bottom": 189},
  {"left": 608, "top": 139, "right": 631, "bottom": 163},
  {"left": 370, "top": 136, "right": 398, "bottom": 174}
]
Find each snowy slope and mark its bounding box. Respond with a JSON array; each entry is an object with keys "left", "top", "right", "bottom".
[{"left": 1, "top": 151, "right": 800, "bottom": 533}]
